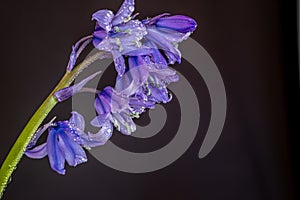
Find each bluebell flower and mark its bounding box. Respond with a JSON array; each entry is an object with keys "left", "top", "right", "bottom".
[
  {"left": 92, "top": 0, "right": 150, "bottom": 76},
  {"left": 142, "top": 14, "right": 197, "bottom": 65},
  {"left": 91, "top": 86, "right": 136, "bottom": 135},
  {"left": 115, "top": 55, "right": 178, "bottom": 114},
  {"left": 26, "top": 112, "right": 110, "bottom": 174}
]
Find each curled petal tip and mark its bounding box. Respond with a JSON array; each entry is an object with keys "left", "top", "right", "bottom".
[
  {"left": 92, "top": 10, "right": 114, "bottom": 32},
  {"left": 112, "top": 0, "right": 135, "bottom": 26}
]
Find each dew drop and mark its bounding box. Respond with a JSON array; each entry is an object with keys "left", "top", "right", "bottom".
[{"left": 129, "top": 6, "right": 134, "bottom": 12}]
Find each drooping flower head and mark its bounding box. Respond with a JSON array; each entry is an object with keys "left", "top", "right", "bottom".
[
  {"left": 25, "top": 0, "right": 198, "bottom": 177},
  {"left": 26, "top": 112, "right": 110, "bottom": 174},
  {"left": 91, "top": 86, "right": 136, "bottom": 135},
  {"left": 115, "top": 55, "right": 178, "bottom": 114},
  {"left": 142, "top": 14, "right": 197, "bottom": 65},
  {"left": 92, "top": 0, "right": 150, "bottom": 76}
]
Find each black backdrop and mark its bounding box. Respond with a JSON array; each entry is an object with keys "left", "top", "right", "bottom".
[{"left": 0, "top": 0, "right": 298, "bottom": 199}]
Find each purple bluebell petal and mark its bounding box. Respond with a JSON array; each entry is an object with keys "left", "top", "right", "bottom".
[
  {"left": 25, "top": 143, "right": 47, "bottom": 159},
  {"left": 69, "top": 111, "right": 85, "bottom": 131},
  {"left": 92, "top": 10, "right": 114, "bottom": 32},
  {"left": 156, "top": 15, "right": 197, "bottom": 33},
  {"left": 47, "top": 128, "right": 66, "bottom": 175},
  {"left": 146, "top": 28, "right": 181, "bottom": 64},
  {"left": 57, "top": 129, "right": 87, "bottom": 167},
  {"left": 115, "top": 63, "right": 149, "bottom": 96},
  {"left": 148, "top": 67, "right": 177, "bottom": 80},
  {"left": 110, "top": 91, "right": 129, "bottom": 113},
  {"left": 145, "top": 41, "right": 168, "bottom": 68},
  {"left": 123, "top": 47, "right": 153, "bottom": 56},
  {"left": 100, "top": 86, "right": 129, "bottom": 113},
  {"left": 154, "top": 27, "right": 191, "bottom": 43},
  {"left": 112, "top": 51, "right": 126, "bottom": 76},
  {"left": 95, "top": 93, "right": 112, "bottom": 115},
  {"left": 84, "top": 121, "right": 113, "bottom": 147},
  {"left": 148, "top": 84, "right": 171, "bottom": 103},
  {"left": 164, "top": 51, "right": 181, "bottom": 64},
  {"left": 54, "top": 71, "right": 101, "bottom": 102},
  {"left": 93, "top": 28, "right": 108, "bottom": 47},
  {"left": 111, "top": 20, "right": 147, "bottom": 53},
  {"left": 90, "top": 114, "right": 110, "bottom": 127},
  {"left": 164, "top": 74, "right": 179, "bottom": 84},
  {"left": 129, "top": 97, "right": 155, "bottom": 114},
  {"left": 112, "top": 112, "right": 136, "bottom": 135},
  {"left": 112, "top": 0, "right": 135, "bottom": 26}
]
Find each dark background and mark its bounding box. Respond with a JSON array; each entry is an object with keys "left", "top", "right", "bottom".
[{"left": 0, "top": 0, "right": 298, "bottom": 199}]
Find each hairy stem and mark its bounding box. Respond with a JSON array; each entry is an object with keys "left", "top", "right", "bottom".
[{"left": 0, "top": 51, "right": 103, "bottom": 198}]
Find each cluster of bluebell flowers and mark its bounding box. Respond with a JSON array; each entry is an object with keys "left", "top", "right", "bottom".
[{"left": 26, "top": 0, "right": 197, "bottom": 174}]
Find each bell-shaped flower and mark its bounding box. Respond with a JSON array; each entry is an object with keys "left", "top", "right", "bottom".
[
  {"left": 25, "top": 112, "right": 110, "bottom": 174},
  {"left": 92, "top": 0, "right": 149, "bottom": 76},
  {"left": 115, "top": 55, "right": 178, "bottom": 114},
  {"left": 91, "top": 86, "right": 136, "bottom": 135},
  {"left": 142, "top": 14, "right": 197, "bottom": 65}
]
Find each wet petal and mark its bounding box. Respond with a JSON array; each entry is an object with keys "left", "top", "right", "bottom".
[
  {"left": 148, "top": 67, "right": 178, "bottom": 81},
  {"left": 69, "top": 111, "right": 85, "bottom": 131},
  {"left": 25, "top": 143, "right": 47, "bottom": 159},
  {"left": 154, "top": 27, "right": 191, "bottom": 43},
  {"left": 93, "top": 36, "right": 112, "bottom": 52},
  {"left": 129, "top": 97, "right": 155, "bottom": 114},
  {"left": 112, "top": 111, "right": 136, "bottom": 135},
  {"left": 100, "top": 86, "right": 129, "bottom": 113},
  {"left": 55, "top": 71, "right": 101, "bottom": 102},
  {"left": 146, "top": 28, "right": 181, "bottom": 64},
  {"left": 112, "top": 0, "right": 135, "bottom": 26},
  {"left": 164, "top": 50, "right": 181, "bottom": 64},
  {"left": 112, "top": 51, "right": 126, "bottom": 76},
  {"left": 110, "top": 20, "right": 147, "bottom": 59},
  {"left": 47, "top": 128, "right": 66, "bottom": 175},
  {"left": 156, "top": 15, "right": 197, "bottom": 33},
  {"left": 115, "top": 63, "right": 149, "bottom": 96},
  {"left": 145, "top": 41, "right": 168, "bottom": 68},
  {"left": 123, "top": 47, "right": 153, "bottom": 56},
  {"left": 90, "top": 114, "right": 110, "bottom": 127},
  {"left": 95, "top": 93, "right": 112, "bottom": 114},
  {"left": 83, "top": 121, "right": 113, "bottom": 147},
  {"left": 92, "top": 10, "right": 114, "bottom": 32},
  {"left": 148, "top": 84, "right": 171, "bottom": 103},
  {"left": 93, "top": 28, "right": 108, "bottom": 47},
  {"left": 57, "top": 129, "right": 87, "bottom": 167}
]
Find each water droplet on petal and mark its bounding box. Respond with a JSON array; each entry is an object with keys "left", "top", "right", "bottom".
[{"left": 129, "top": 6, "right": 134, "bottom": 12}]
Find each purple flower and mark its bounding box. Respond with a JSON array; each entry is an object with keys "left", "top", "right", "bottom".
[
  {"left": 25, "top": 112, "right": 110, "bottom": 174},
  {"left": 142, "top": 14, "right": 197, "bottom": 65},
  {"left": 92, "top": 0, "right": 148, "bottom": 76},
  {"left": 91, "top": 86, "right": 136, "bottom": 135},
  {"left": 115, "top": 55, "right": 178, "bottom": 114}
]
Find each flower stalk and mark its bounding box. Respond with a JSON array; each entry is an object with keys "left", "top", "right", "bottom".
[{"left": 0, "top": 51, "right": 103, "bottom": 198}]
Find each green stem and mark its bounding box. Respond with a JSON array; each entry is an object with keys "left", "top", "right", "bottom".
[{"left": 0, "top": 51, "right": 103, "bottom": 198}]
